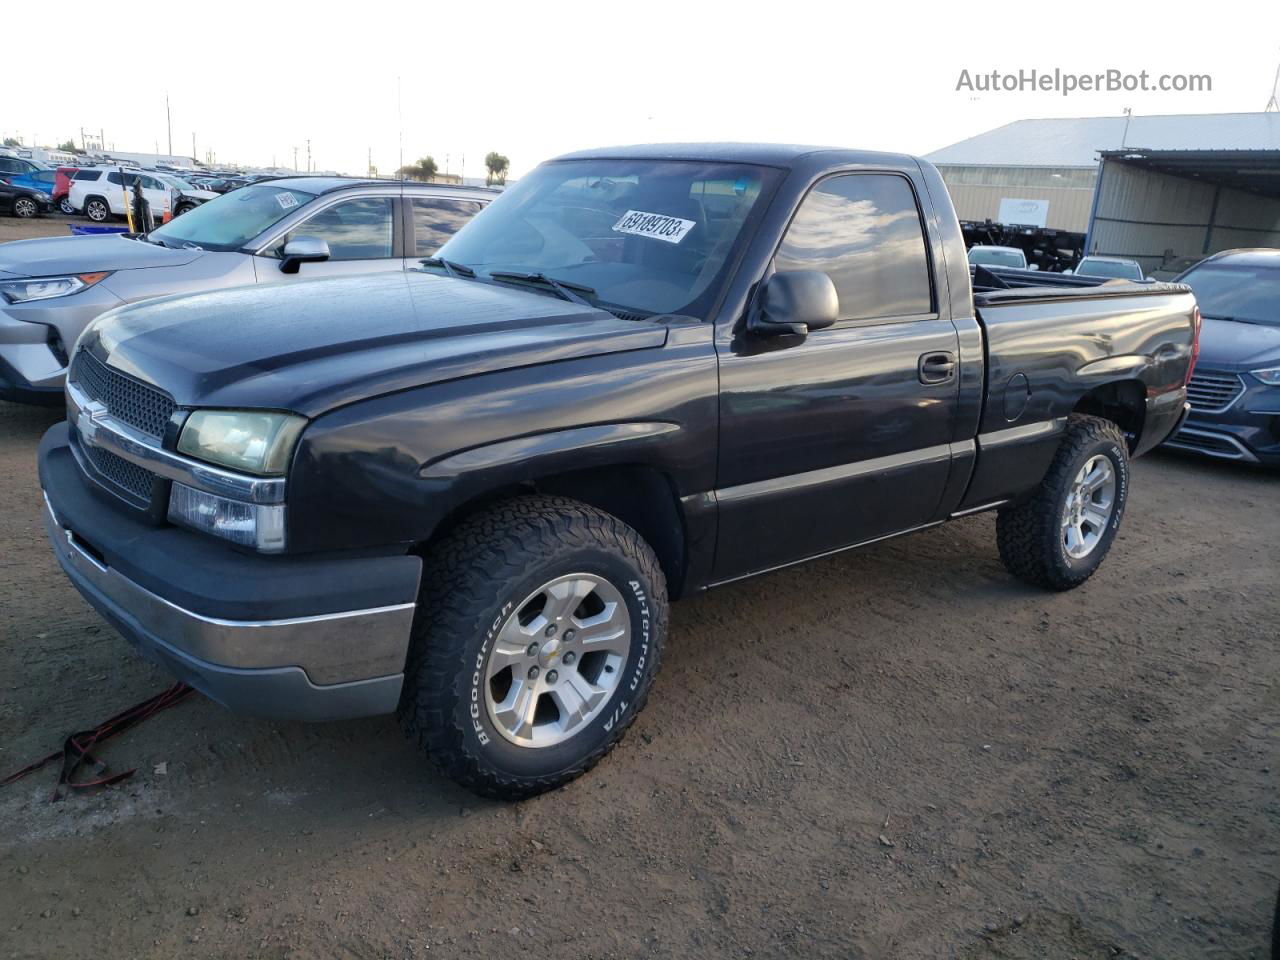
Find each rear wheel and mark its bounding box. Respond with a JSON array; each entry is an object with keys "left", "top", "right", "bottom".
[
  {"left": 12, "top": 197, "right": 39, "bottom": 218},
  {"left": 175, "top": 203, "right": 196, "bottom": 216},
  {"left": 84, "top": 197, "right": 110, "bottom": 222},
  {"left": 997, "top": 414, "right": 1130, "bottom": 590},
  {"left": 59, "top": 197, "right": 76, "bottom": 215},
  {"left": 399, "top": 495, "right": 667, "bottom": 800}
]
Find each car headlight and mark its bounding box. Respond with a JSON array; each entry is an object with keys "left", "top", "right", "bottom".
[
  {"left": 177, "top": 410, "right": 307, "bottom": 476},
  {"left": 1251, "top": 366, "right": 1280, "bottom": 386},
  {"left": 0, "top": 272, "right": 111, "bottom": 304}
]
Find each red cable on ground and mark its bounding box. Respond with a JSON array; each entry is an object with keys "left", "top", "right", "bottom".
[{"left": 1, "top": 682, "right": 194, "bottom": 801}]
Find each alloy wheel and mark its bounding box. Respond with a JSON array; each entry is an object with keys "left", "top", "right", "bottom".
[
  {"left": 1062, "top": 454, "right": 1116, "bottom": 559},
  {"left": 483, "top": 573, "right": 631, "bottom": 748}
]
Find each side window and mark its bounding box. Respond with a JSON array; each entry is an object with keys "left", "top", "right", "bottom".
[
  {"left": 0, "top": 159, "right": 19, "bottom": 174},
  {"left": 74, "top": 170, "right": 102, "bottom": 181},
  {"left": 410, "top": 198, "right": 483, "bottom": 255},
  {"left": 774, "top": 174, "right": 933, "bottom": 321},
  {"left": 284, "top": 197, "right": 394, "bottom": 260},
  {"left": 107, "top": 172, "right": 123, "bottom": 186}
]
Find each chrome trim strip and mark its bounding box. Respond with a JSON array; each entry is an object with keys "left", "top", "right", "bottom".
[
  {"left": 950, "top": 500, "right": 1009, "bottom": 518},
  {"left": 43, "top": 494, "right": 415, "bottom": 685},
  {"left": 976, "top": 417, "right": 1068, "bottom": 450},
  {"left": 1164, "top": 427, "right": 1259, "bottom": 463},
  {"left": 67, "top": 380, "right": 286, "bottom": 504},
  {"left": 716, "top": 442, "right": 953, "bottom": 505}
]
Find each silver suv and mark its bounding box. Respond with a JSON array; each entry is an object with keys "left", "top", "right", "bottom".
[{"left": 0, "top": 177, "right": 496, "bottom": 404}]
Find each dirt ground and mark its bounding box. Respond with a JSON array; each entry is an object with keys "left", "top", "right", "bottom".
[
  {"left": 0, "top": 214, "right": 85, "bottom": 244},
  {"left": 0, "top": 392, "right": 1277, "bottom": 959}
]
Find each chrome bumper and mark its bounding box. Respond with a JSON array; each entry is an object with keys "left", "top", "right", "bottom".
[{"left": 42, "top": 492, "right": 415, "bottom": 720}]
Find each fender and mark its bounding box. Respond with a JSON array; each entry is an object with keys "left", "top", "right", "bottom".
[{"left": 420, "top": 421, "right": 681, "bottom": 480}]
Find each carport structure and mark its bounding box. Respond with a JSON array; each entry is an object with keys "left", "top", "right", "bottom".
[{"left": 1085, "top": 142, "right": 1280, "bottom": 276}]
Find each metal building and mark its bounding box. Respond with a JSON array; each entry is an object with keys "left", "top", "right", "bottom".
[{"left": 925, "top": 113, "right": 1280, "bottom": 261}]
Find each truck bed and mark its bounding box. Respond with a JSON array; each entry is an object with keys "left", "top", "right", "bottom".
[{"left": 955, "top": 264, "right": 1198, "bottom": 512}]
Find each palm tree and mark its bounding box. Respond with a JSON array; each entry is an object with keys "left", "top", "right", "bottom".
[{"left": 484, "top": 152, "right": 510, "bottom": 186}]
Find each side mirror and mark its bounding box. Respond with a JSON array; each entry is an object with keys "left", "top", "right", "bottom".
[
  {"left": 279, "top": 236, "right": 330, "bottom": 274},
  {"left": 747, "top": 270, "right": 839, "bottom": 337},
  {"left": 1027, "top": 263, "right": 1040, "bottom": 271}
]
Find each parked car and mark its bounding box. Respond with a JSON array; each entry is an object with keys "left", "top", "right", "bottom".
[
  {"left": 3, "top": 168, "right": 59, "bottom": 206},
  {"left": 968, "top": 244, "right": 1028, "bottom": 269},
  {"left": 0, "top": 154, "right": 50, "bottom": 178},
  {"left": 1162, "top": 248, "right": 1280, "bottom": 465},
  {"left": 68, "top": 168, "right": 175, "bottom": 222},
  {"left": 1073, "top": 256, "right": 1145, "bottom": 281},
  {"left": 0, "top": 178, "right": 495, "bottom": 403},
  {"left": 0, "top": 181, "right": 55, "bottom": 219},
  {"left": 153, "top": 173, "right": 220, "bottom": 215},
  {"left": 1149, "top": 254, "right": 1204, "bottom": 282},
  {"left": 54, "top": 166, "right": 79, "bottom": 213},
  {"left": 35, "top": 144, "right": 1198, "bottom": 800}
]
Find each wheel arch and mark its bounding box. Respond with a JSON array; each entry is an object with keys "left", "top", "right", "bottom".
[{"left": 1072, "top": 378, "right": 1146, "bottom": 452}]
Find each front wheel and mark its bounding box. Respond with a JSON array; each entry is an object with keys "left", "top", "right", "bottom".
[
  {"left": 12, "top": 197, "right": 39, "bottom": 218},
  {"left": 996, "top": 414, "right": 1130, "bottom": 591},
  {"left": 59, "top": 197, "right": 76, "bottom": 215},
  {"left": 399, "top": 495, "right": 667, "bottom": 800}
]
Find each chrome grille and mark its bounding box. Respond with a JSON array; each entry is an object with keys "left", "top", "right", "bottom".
[
  {"left": 1185, "top": 371, "right": 1244, "bottom": 413},
  {"left": 82, "top": 442, "right": 154, "bottom": 502},
  {"left": 70, "top": 349, "right": 176, "bottom": 439}
]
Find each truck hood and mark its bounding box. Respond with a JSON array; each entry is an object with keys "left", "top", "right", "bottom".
[
  {"left": 0, "top": 233, "right": 202, "bottom": 278},
  {"left": 1197, "top": 316, "right": 1280, "bottom": 370},
  {"left": 84, "top": 272, "right": 668, "bottom": 416}
]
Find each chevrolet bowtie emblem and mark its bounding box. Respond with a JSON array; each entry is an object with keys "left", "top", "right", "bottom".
[{"left": 78, "top": 399, "right": 109, "bottom": 447}]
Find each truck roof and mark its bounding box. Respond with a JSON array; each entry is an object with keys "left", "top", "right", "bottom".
[
  {"left": 553, "top": 142, "right": 919, "bottom": 169},
  {"left": 256, "top": 176, "right": 502, "bottom": 196}
]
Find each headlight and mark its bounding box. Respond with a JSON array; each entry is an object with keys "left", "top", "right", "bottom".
[
  {"left": 177, "top": 409, "right": 306, "bottom": 476},
  {"left": 0, "top": 272, "right": 111, "bottom": 304},
  {"left": 168, "top": 482, "right": 286, "bottom": 552},
  {"left": 1251, "top": 366, "right": 1280, "bottom": 386}
]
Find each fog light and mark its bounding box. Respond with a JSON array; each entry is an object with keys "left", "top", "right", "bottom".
[{"left": 168, "top": 482, "right": 285, "bottom": 552}]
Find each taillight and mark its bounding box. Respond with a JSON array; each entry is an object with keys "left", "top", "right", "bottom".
[{"left": 1185, "top": 305, "right": 1201, "bottom": 386}]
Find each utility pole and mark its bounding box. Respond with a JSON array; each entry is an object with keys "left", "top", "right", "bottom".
[
  {"left": 306, "top": 139, "right": 311, "bottom": 173},
  {"left": 397, "top": 75, "right": 403, "bottom": 176},
  {"left": 166, "top": 93, "right": 173, "bottom": 155},
  {"left": 192, "top": 132, "right": 197, "bottom": 163},
  {"left": 292, "top": 146, "right": 298, "bottom": 171}
]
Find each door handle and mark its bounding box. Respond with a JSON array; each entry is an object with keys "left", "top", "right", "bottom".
[{"left": 918, "top": 351, "right": 956, "bottom": 384}]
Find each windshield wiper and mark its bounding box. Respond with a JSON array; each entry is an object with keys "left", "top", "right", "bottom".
[
  {"left": 489, "top": 271, "right": 597, "bottom": 307},
  {"left": 420, "top": 257, "right": 475, "bottom": 279}
]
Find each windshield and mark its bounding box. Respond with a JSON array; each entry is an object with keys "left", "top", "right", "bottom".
[
  {"left": 1178, "top": 263, "right": 1280, "bottom": 326},
  {"left": 435, "top": 159, "right": 777, "bottom": 317},
  {"left": 969, "top": 247, "right": 1025, "bottom": 268},
  {"left": 1078, "top": 259, "right": 1141, "bottom": 280},
  {"left": 149, "top": 184, "right": 317, "bottom": 251}
]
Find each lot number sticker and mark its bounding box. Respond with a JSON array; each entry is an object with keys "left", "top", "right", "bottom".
[
  {"left": 612, "top": 209, "right": 696, "bottom": 245},
  {"left": 275, "top": 191, "right": 300, "bottom": 209}
]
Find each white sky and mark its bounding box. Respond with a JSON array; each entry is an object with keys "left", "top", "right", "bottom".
[{"left": 5, "top": 1, "right": 1279, "bottom": 177}]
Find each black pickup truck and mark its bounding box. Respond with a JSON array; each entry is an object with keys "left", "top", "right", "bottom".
[{"left": 38, "top": 144, "right": 1199, "bottom": 799}]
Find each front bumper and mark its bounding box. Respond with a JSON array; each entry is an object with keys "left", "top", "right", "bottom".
[
  {"left": 1163, "top": 376, "right": 1280, "bottom": 466},
  {"left": 0, "top": 284, "right": 124, "bottom": 400},
  {"left": 40, "top": 423, "right": 423, "bottom": 721}
]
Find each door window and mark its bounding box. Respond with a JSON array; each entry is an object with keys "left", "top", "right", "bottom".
[
  {"left": 410, "top": 197, "right": 484, "bottom": 255},
  {"left": 284, "top": 197, "right": 394, "bottom": 260},
  {"left": 775, "top": 174, "right": 933, "bottom": 321}
]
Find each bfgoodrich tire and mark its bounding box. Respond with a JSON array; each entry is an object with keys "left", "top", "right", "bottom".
[
  {"left": 399, "top": 495, "right": 667, "bottom": 800},
  {"left": 996, "top": 414, "right": 1130, "bottom": 591}
]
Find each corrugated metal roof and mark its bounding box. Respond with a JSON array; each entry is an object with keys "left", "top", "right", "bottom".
[{"left": 926, "top": 113, "right": 1280, "bottom": 168}]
